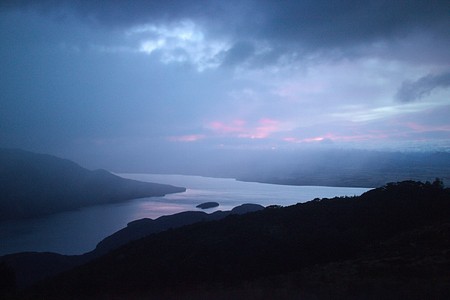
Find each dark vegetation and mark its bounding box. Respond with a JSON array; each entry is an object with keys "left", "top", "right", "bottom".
[
  {"left": 0, "top": 262, "right": 15, "bottom": 299},
  {"left": 0, "top": 148, "right": 185, "bottom": 221},
  {"left": 6, "top": 178, "right": 449, "bottom": 299},
  {"left": 94, "top": 203, "right": 263, "bottom": 257}
]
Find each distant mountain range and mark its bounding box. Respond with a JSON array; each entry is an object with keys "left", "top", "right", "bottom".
[
  {"left": 165, "top": 149, "right": 450, "bottom": 188},
  {"left": 0, "top": 148, "right": 185, "bottom": 221},
  {"left": 1, "top": 179, "right": 449, "bottom": 299},
  {"left": 233, "top": 150, "right": 450, "bottom": 188}
]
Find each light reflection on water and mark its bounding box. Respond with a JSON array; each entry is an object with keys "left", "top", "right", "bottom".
[
  {"left": 0, "top": 174, "right": 371, "bottom": 255},
  {"left": 130, "top": 199, "right": 193, "bottom": 220},
  {"left": 124, "top": 173, "right": 371, "bottom": 219}
]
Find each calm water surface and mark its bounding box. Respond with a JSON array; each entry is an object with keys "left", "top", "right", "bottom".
[{"left": 0, "top": 174, "right": 371, "bottom": 255}]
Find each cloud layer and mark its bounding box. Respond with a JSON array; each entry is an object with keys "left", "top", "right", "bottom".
[
  {"left": 397, "top": 72, "right": 450, "bottom": 102},
  {"left": 1, "top": 0, "right": 450, "bottom": 170}
]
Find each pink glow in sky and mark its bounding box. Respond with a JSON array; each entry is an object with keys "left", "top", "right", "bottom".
[
  {"left": 167, "top": 135, "right": 206, "bottom": 142},
  {"left": 1, "top": 0, "right": 449, "bottom": 169},
  {"left": 207, "top": 118, "right": 282, "bottom": 139}
]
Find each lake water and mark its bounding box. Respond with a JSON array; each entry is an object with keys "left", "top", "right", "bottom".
[{"left": 0, "top": 174, "right": 371, "bottom": 256}]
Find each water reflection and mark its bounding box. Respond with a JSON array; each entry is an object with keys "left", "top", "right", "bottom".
[
  {"left": 0, "top": 174, "right": 371, "bottom": 255},
  {"left": 131, "top": 199, "right": 193, "bottom": 220}
]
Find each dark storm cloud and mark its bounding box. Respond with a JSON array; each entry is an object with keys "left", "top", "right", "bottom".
[
  {"left": 222, "top": 41, "right": 255, "bottom": 66},
  {"left": 0, "top": 0, "right": 238, "bottom": 29},
  {"left": 253, "top": 1, "right": 450, "bottom": 47},
  {"left": 1, "top": 0, "right": 450, "bottom": 168},
  {"left": 396, "top": 72, "right": 450, "bottom": 102},
  {"left": 3, "top": 0, "right": 449, "bottom": 52}
]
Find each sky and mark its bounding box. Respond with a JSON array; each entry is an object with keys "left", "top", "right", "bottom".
[{"left": 1, "top": 0, "right": 450, "bottom": 171}]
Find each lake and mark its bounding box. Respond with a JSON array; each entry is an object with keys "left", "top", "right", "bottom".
[{"left": 0, "top": 174, "right": 371, "bottom": 256}]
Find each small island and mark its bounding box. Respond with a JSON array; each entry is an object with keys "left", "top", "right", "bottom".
[{"left": 196, "top": 202, "right": 219, "bottom": 209}]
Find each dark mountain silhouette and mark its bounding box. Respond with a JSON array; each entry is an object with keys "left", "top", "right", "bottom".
[
  {"left": 0, "top": 148, "right": 185, "bottom": 221},
  {"left": 94, "top": 203, "right": 263, "bottom": 256},
  {"left": 17, "top": 179, "right": 450, "bottom": 299},
  {"left": 0, "top": 204, "right": 264, "bottom": 289}
]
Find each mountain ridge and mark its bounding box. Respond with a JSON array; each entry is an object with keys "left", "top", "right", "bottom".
[{"left": 0, "top": 148, "right": 186, "bottom": 221}]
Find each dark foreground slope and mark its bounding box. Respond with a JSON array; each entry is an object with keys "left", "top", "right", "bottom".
[
  {"left": 0, "top": 204, "right": 264, "bottom": 289},
  {"left": 0, "top": 149, "right": 185, "bottom": 221},
  {"left": 93, "top": 203, "right": 264, "bottom": 257},
  {"left": 25, "top": 179, "right": 450, "bottom": 299}
]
